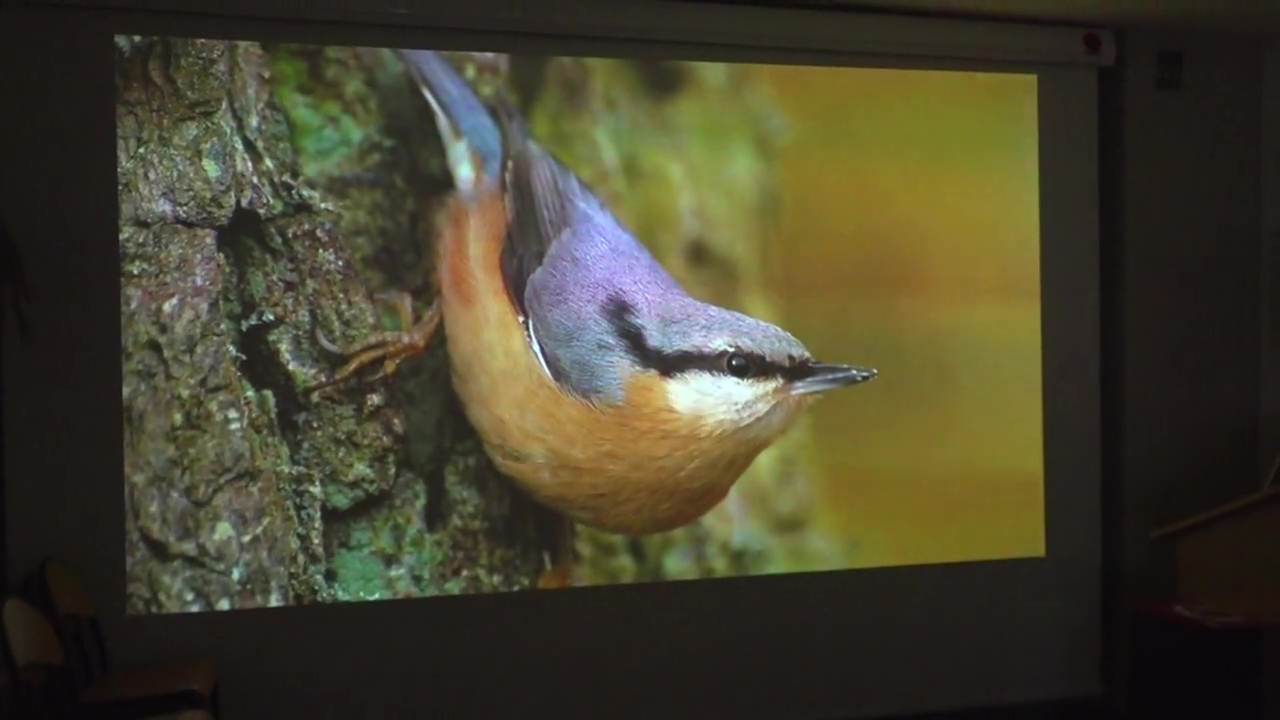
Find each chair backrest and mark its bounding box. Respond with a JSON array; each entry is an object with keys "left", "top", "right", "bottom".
[
  {"left": 38, "top": 557, "right": 109, "bottom": 686},
  {"left": 2, "top": 593, "right": 76, "bottom": 719},
  {"left": 2, "top": 595, "right": 63, "bottom": 669},
  {"left": 42, "top": 559, "right": 95, "bottom": 618}
]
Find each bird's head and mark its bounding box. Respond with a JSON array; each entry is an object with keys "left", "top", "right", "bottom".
[{"left": 605, "top": 295, "right": 876, "bottom": 441}]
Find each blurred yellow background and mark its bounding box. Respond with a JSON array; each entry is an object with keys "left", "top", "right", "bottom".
[{"left": 753, "top": 63, "right": 1044, "bottom": 568}]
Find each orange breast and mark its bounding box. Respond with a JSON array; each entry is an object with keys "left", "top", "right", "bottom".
[{"left": 432, "top": 184, "right": 774, "bottom": 535}]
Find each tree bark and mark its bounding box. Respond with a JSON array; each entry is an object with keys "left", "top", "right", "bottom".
[{"left": 119, "top": 38, "right": 839, "bottom": 613}]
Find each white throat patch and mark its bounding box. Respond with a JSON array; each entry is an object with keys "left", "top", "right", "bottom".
[{"left": 663, "top": 371, "right": 792, "bottom": 438}]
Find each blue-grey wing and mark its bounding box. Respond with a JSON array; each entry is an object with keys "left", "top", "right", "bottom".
[
  {"left": 400, "top": 49, "right": 676, "bottom": 405},
  {"left": 491, "top": 103, "right": 636, "bottom": 403}
]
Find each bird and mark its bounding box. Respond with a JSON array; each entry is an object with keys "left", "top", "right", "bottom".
[{"left": 310, "top": 49, "right": 877, "bottom": 563}]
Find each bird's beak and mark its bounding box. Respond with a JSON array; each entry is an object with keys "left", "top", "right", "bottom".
[{"left": 788, "top": 363, "right": 878, "bottom": 397}]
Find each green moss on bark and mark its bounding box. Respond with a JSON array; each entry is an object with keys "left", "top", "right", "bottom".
[{"left": 120, "top": 39, "right": 555, "bottom": 613}]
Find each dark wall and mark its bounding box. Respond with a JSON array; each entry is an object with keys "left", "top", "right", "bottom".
[
  {"left": 1261, "top": 42, "right": 1279, "bottom": 491},
  {"left": 1106, "top": 27, "right": 1266, "bottom": 719},
  {"left": 1117, "top": 30, "right": 1264, "bottom": 581}
]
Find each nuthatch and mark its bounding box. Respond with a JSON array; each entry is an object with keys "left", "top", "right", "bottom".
[{"left": 312, "top": 50, "right": 877, "bottom": 539}]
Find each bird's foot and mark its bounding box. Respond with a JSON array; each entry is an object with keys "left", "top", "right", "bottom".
[{"left": 307, "top": 290, "right": 441, "bottom": 396}]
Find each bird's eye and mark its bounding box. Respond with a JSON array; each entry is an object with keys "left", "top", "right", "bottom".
[{"left": 724, "top": 352, "right": 752, "bottom": 379}]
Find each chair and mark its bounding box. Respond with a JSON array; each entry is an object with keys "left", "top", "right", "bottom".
[
  {"left": 2, "top": 593, "right": 216, "bottom": 720},
  {"left": 26, "top": 559, "right": 219, "bottom": 719},
  {"left": 3, "top": 592, "right": 74, "bottom": 718}
]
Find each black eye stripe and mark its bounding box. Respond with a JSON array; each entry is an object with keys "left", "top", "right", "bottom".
[
  {"left": 603, "top": 295, "right": 815, "bottom": 382},
  {"left": 720, "top": 350, "right": 813, "bottom": 382}
]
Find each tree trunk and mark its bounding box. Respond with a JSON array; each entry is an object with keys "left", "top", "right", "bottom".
[{"left": 119, "top": 38, "right": 839, "bottom": 613}]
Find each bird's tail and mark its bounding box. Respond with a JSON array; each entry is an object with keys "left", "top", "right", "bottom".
[{"left": 396, "top": 49, "right": 504, "bottom": 189}]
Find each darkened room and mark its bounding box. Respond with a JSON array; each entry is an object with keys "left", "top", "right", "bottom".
[{"left": 1, "top": 1, "right": 1277, "bottom": 718}]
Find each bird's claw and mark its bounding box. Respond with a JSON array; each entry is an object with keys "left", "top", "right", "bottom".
[{"left": 306, "top": 292, "right": 442, "bottom": 396}]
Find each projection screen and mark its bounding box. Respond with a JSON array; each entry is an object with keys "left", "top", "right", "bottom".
[{"left": 1, "top": 2, "right": 1108, "bottom": 718}]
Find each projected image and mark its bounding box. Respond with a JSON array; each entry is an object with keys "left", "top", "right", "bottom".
[{"left": 117, "top": 36, "right": 1043, "bottom": 614}]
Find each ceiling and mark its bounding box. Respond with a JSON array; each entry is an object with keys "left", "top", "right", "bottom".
[{"left": 736, "top": 0, "right": 1280, "bottom": 36}]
